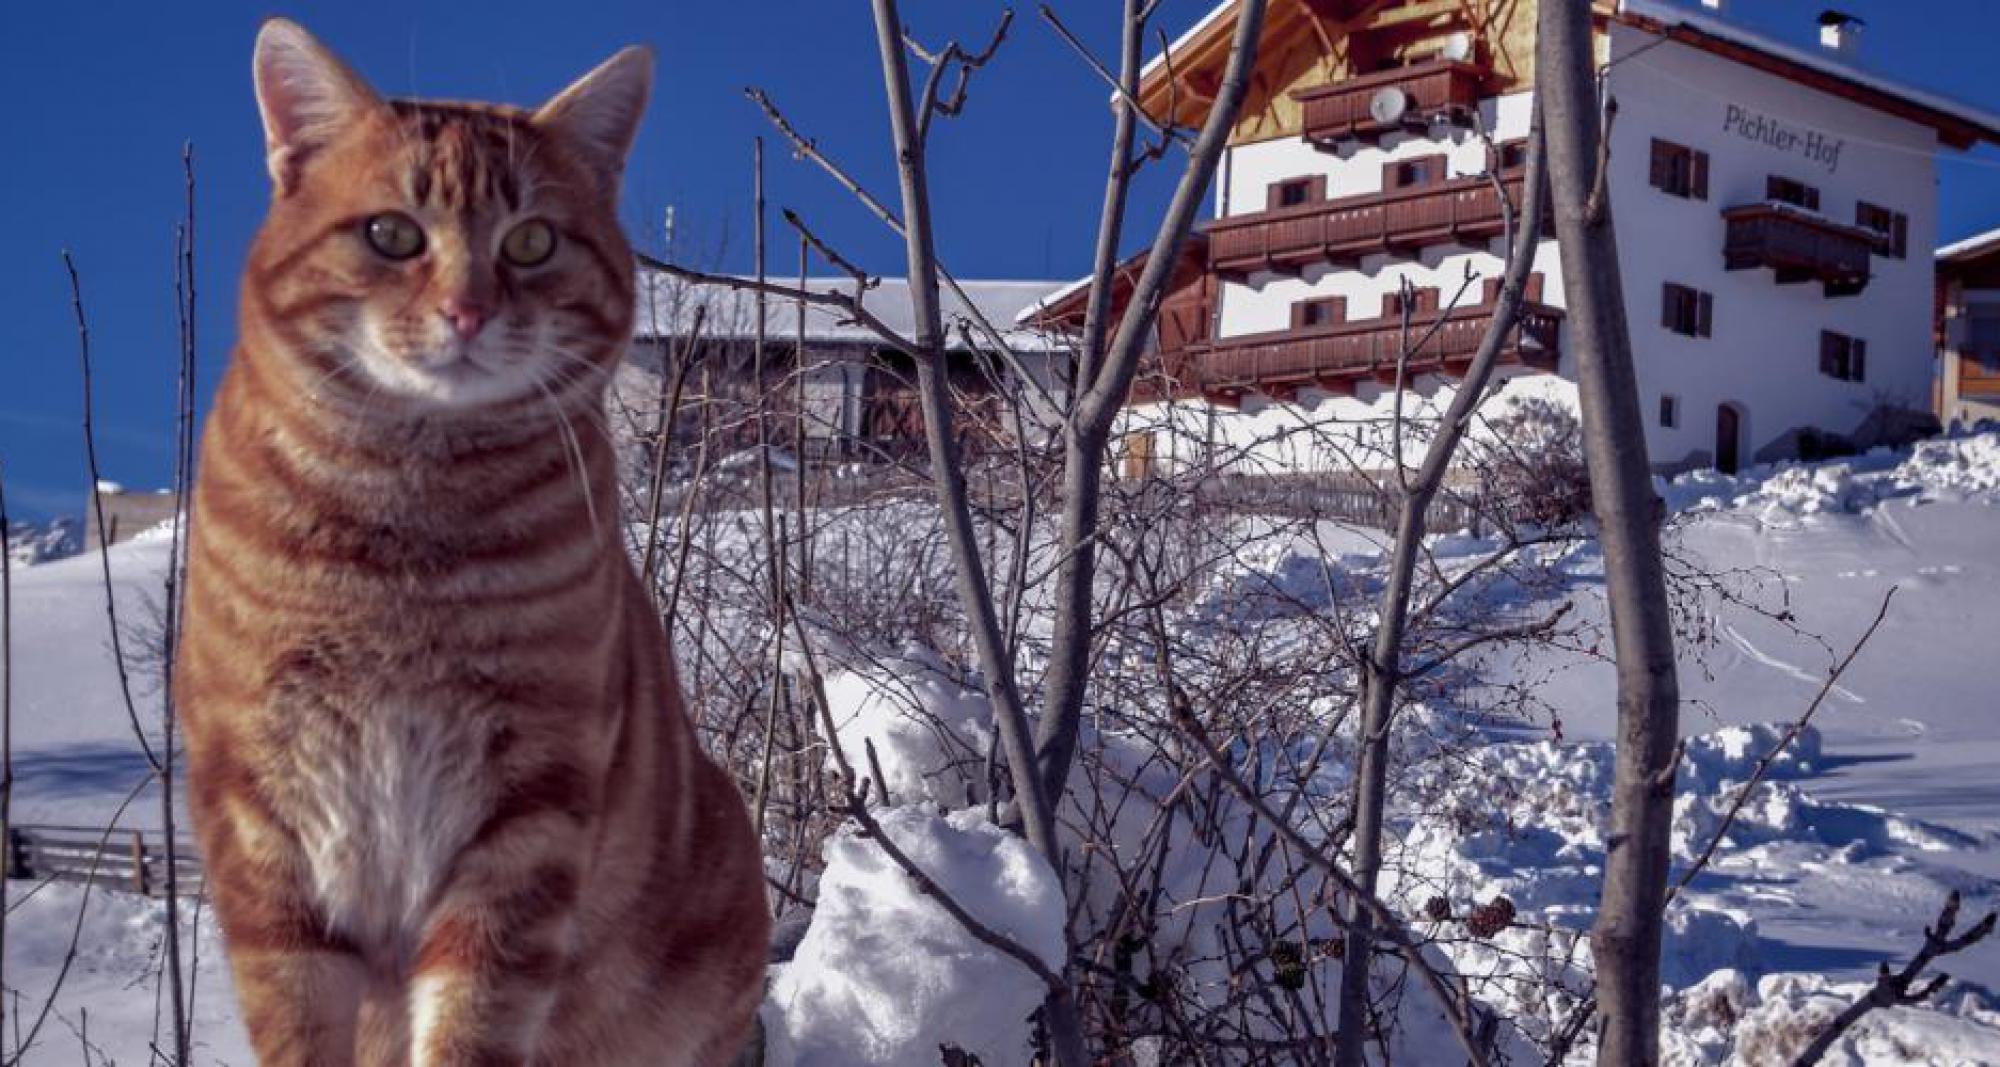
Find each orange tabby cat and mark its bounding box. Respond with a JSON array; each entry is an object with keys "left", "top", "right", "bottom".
[{"left": 176, "top": 19, "right": 768, "bottom": 1066}]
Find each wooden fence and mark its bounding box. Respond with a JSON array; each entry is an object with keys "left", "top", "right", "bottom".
[
  {"left": 657, "top": 461, "right": 1484, "bottom": 534},
  {"left": 4, "top": 823, "right": 204, "bottom": 898},
  {"left": 1191, "top": 471, "right": 1486, "bottom": 534}
]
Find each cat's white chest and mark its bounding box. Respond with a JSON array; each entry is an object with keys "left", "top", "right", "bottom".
[{"left": 293, "top": 702, "right": 493, "bottom": 957}]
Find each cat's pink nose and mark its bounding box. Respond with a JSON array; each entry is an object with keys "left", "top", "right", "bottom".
[{"left": 440, "top": 298, "right": 490, "bottom": 340}]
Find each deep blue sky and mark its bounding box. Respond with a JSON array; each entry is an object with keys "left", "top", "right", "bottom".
[{"left": 4, "top": 1, "right": 1999, "bottom": 520}]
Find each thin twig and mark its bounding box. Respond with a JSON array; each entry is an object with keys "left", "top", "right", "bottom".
[
  {"left": 1791, "top": 891, "right": 1997, "bottom": 1067},
  {"left": 62, "top": 253, "right": 161, "bottom": 773},
  {"left": 1172, "top": 706, "right": 1493, "bottom": 1067}
]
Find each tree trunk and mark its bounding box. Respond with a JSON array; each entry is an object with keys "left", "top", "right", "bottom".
[
  {"left": 1333, "top": 110, "right": 1548, "bottom": 1067},
  {"left": 1537, "top": 4, "right": 1683, "bottom": 1065},
  {"left": 1035, "top": 0, "right": 1268, "bottom": 811},
  {"left": 866, "top": 4, "right": 1084, "bottom": 1063}
]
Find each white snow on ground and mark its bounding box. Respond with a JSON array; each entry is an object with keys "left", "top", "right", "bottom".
[
  {"left": 4, "top": 882, "right": 250, "bottom": 1065},
  {"left": 820, "top": 650, "right": 995, "bottom": 808},
  {"left": 762, "top": 807, "right": 1065, "bottom": 1067},
  {"left": 9, "top": 431, "right": 2000, "bottom": 1063}
]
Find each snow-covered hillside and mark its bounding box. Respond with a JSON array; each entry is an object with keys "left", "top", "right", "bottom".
[{"left": 6, "top": 434, "right": 2000, "bottom": 1064}]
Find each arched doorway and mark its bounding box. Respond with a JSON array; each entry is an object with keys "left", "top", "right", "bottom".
[{"left": 1716, "top": 403, "right": 1742, "bottom": 474}]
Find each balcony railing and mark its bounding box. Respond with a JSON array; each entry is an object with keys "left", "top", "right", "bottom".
[
  {"left": 1294, "top": 59, "right": 1488, "bottom": 147},
  {"left": 1161, "top": 301, "right": 1563, "bottom": 404},
  {"left": 1722, "top": 202, "right": 1874, "bottom": 297},
  {"left": 1207, "top": 172, "right": 1529, "bottom": 278}
]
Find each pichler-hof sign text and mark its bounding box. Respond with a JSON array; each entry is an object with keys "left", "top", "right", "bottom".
[{"left": 1723, "top": 104, "right": 1846, "bottom": 173}]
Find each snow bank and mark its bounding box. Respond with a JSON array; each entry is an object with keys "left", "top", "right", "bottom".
[
  {"left": 821, "top": 649, "right": 994, "bottom": 807},
  {"left": 1660, "top": 429, "right": 2000, "bottom": 520},
  {"left": 1663, "top": 969, "right": 2000, "bottom": 1066},
  {"left": 762, "top": 806, "right": 1065, "bottom": 1067},
  {"left": 2, "top": 882, "right": 250, "bottom": 1064}
]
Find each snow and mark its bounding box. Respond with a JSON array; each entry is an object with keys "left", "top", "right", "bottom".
[
  {"left": 820, "top": 650, "right": 995, "bottom": 807},
  {"left": 10, "top": 430, "right": 2000, "bottom": 1062},
  {"left": 762, "top": 806, "right": 1065, "bottom": 1067},
  {"left": 1940, "top": 224, "right": 2000, "bottom": 262},
  {"left": 3, "top": 883, "right": 249, "bottom": 1065}
]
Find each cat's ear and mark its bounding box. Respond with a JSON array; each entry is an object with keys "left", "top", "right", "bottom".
[
  {"left": 252, "top": 19, "right": 380, "bottom": 194},
  {"left": 533, "top": 46, "right": 653, "bottom": 193}
]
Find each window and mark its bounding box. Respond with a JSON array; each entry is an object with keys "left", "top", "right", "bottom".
[
  {"left": 1767, "top": 175, "right": 1821, "bottom": 211},
  {"left": 1660, "top": 394, "right": 1680, "bottom": 429},
  {"left": 1819, "top": 330, "right": 1867, "bottom": 382},
  {"left": 1498, "top": 140, "right": 1530, "bottom": 172},
  {"left": 1267, "top": 176, "right": 1324, "bottom": 211},
  {"left": 1661, "top": 282, "right": 1714, "bottom": 338},
  {"left": 1386, "top": 155, "right": 1446, "bottom": 190},
  {"left": 1381, "top": 287, "right": 1440, "bottom": 318},
  {"left": 1856, "top": 202, "right": 1909, "bottom": 259},
  {"left": 1649, "top": 139, "right": 1709, "bottom": 199},
  {"left": 1292, "top": 297, "right": 1346, "bottom": 329}
]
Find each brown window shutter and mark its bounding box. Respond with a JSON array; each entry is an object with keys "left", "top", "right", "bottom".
[
  {"left": 1893, "top": 213, "right": 1908, "bottom": 258},
  {"left": 1820, "top": 331, "right": 1839, "bottom": 376},
  {"left": 1697, "top": 291, "right": 1714, "bottom": 337},
  {"left": 1692, "top": 151, "right": 1710, "bottom": 200},
  {"left": 1853, "top": 338, "right": 1866, "bottom": 380},
  {"left": 1650, "top": 139, "right": 1671, "bottom": 190},
  {"left": 1525, "top": 273, "right": 1545, "bottom": 301},
  {"left": 1661, "top": 283, "right": 1679, "bottom": 330},
  {"left": 1483, "top": 277, "right": 1500, "bottom": 304},
  {"left": 1416, "top": 287, "right": 1440, "bottom": 313},
  {"left": 1310, "top": 175, "right": 1329, "bottom": 201}
]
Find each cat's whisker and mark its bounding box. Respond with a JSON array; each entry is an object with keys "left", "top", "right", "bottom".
[
  {"left": 303, "top": 351, "right": 369, "bottom": 398},
  {"left": 531, "top": 373, "right": 603, "bottom": 541}
]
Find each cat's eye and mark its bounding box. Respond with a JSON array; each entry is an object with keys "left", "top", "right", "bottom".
[
  {"left": 501, "top": 220, "right": 557, "bottom": 267},
  {"left": 363, "top": 213, "right": 425, "bottom": 260}
]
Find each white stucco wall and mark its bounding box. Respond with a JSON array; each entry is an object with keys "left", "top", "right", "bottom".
[{"left": 1605, "top": 24, "right": 1939, "bottom": 467}]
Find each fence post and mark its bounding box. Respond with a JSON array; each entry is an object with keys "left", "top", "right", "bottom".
[{"left": 131, "top": 830, "right": 148, "bottom": 896}]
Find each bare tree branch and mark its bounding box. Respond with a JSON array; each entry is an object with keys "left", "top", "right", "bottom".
[{"left": 1792, "top": 892, "right": 1997, "bottom": 1067}]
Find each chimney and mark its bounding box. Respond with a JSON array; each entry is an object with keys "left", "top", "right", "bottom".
[{"left": 1818, "top": 10, "right": 1863, "bottom": 57}]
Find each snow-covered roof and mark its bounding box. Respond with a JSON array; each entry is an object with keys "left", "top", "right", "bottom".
[
  {"left": 1938, "top": 225, "right": 2000, "bottom": 263},
  {"left": 1137, "top": 0, "right": 1236, "bottom": 88},
  {"left": 634, "top": 267, "right": 1069, "bottom": 353},
  {"left": 1617, "top": 0, "right": 2000, "bottom": 147},
  {"left": 1136, "top": 1, "right": 2000, "bottom": 149}
]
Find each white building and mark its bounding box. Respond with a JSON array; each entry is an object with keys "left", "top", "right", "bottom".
[{"left": 1035, "top": 0, "right": 2000, "bottom": 475}]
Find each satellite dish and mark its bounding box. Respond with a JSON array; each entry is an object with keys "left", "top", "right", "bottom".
[
  {"left": 1441, "top": 32, "right": 1475, "bottom": 62},
  {"left": 1369, "top": 87, "right": 1410, "bottom": 126}
]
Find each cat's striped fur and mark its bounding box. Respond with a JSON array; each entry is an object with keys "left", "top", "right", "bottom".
[{"left": 177, "top": 20, "right": 767, "bottom": 1066}]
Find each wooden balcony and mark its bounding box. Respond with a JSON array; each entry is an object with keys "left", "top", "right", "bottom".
[
  {"left": 1162, "top": 300, "right": 1564, "bottom": 406},
  {"left": 1294, "top": 60, "right": 1488, "bottom": 147},
  {"left": 1207, "top": 172, "right": 1529, "bottom": 279},
  {"left": 1722, "top": 202, "right": 1874, "bottom": 297}
]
